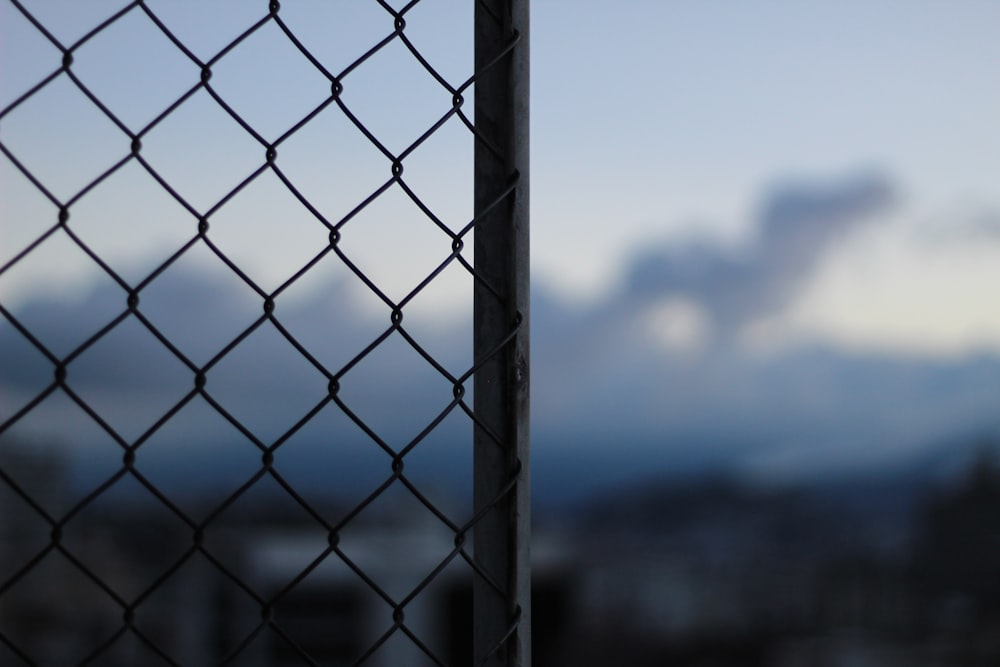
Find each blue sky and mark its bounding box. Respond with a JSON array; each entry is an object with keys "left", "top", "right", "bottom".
[
  {"left": 2, "top": 2, "right": 1000, "bottom": 498},
  {"left": 530, "top": 1, "right": 1000, "bottom": 357},
  {"left": 5, "top": 1, "right": 999, "bottom": 356}
]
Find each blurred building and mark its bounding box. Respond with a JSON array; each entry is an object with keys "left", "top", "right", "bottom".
[{"left": 2, "top": 440, "right": 999, "bottom": 665}]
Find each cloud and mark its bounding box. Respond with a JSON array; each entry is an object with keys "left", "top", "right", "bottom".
[
  {"left": 0, "top": 266, "right": 470, "bottom": 449},
  {"left": 3, "top": 171, "right": 999, "bottom": 506},
  {"left": 625, "top": 170, "right": 896, "bottom": 334},
  {"left": 919, "top": 205, "right": 1000, "bottom": 244},
  {"left": 525, "top": 170, "right": 999, "bottom": 497}
]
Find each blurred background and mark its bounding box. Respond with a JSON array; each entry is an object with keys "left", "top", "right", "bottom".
[{"left": 2, "top": 1, "right": 1000, "bottom": 665}]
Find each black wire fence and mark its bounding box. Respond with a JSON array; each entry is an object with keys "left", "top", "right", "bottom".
[{"left": 0, "top": 1, "right": 529, "bottom": 665}]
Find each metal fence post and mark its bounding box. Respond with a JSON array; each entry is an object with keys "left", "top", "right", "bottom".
[{"left": 473, "top": 1, "right": 530, "bottom": 666}]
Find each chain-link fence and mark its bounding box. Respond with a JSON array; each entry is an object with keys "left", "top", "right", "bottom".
[{"left": 0, "top": 1, "right": 528, "bottom": 665}]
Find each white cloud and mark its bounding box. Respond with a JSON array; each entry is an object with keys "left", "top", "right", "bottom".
[{"left": 642, "top": 296, "right": 712, "bottom": 357}]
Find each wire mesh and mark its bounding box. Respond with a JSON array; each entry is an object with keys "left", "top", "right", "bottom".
[{"left": 0, "top": 1, "right": 528, "bottom": 665}]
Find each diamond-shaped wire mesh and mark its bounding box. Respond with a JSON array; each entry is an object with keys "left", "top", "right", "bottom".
[{"left": 0, "top": 1, "right": 528, "bottom": 665}]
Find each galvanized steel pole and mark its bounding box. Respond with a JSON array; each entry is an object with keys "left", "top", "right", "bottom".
[{"left": 473, "top": 0, "right": 530, "bottom": 666}]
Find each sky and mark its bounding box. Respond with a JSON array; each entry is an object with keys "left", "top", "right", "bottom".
[
  {"left": 531, "top": 1, "right": 1000, "bottom": 356},
  {"left": 2, "top": 1, "right": 1000, "bottom": 503},
  {"left": 4, "top": 1, "right": 1000, "bottom": 354},
  {"left": 1, "top": 0, "right": 477, "bottom": 316}
]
